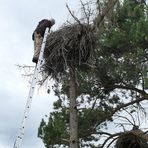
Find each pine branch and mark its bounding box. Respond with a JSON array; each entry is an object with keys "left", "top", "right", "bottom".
[
  {"left": 111, "top": 97, "right": 146, "bottom": 118},
  {"left": 112, "top": 84, "right": 147, "bottom": 95},
  {"left": 94, "top": 96, "right": 147, "bottom": 130}
]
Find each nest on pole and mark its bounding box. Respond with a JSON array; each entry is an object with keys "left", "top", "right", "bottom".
[
  {"left": 43, "top": 23, "right": 96, "bottom": 78},
  {"left": 115, "top": 130, "right": 148, "bottom": 148}
]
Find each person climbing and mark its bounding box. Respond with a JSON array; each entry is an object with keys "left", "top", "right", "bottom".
[{"left": 32, "top": 18, "right": 55, "bottom": 64}]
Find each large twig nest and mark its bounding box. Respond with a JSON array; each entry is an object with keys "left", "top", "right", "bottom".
[
  {"left": 115, "top": 130, "right": 148, "bottom": 148},
  {"left": 43, "top": 23, "right": 96, "bottom": 76}
]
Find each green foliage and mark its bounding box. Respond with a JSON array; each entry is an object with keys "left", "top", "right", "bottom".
[
  {"left": 38, "top": 104, "right": 69, "bottom": 147},
  {"left": 78, "top": 107, "right": 111, "bottom": 139},
  {"left": 98, "top": 0, "right": 148, "bottom": 88},
  {"left": 100, "top": 0, "right": 148, "bottom": 53}
]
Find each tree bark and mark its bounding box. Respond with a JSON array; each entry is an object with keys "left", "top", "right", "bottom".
[{"left": 69, "top": 66, "right": 78, "bottom": 148}]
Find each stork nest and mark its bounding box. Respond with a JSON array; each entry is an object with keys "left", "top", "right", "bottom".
[
  {"left": 43, "top": 23, "right": 96, "bottom": 77},
  {"left": 115, "top": 130, "right": 148, "bottom": 148}
]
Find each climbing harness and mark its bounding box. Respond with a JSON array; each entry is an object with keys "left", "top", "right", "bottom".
[{"left": 13, "top": 28, "right": 49, "bottom": 148}]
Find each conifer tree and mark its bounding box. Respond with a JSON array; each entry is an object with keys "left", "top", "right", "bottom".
[{"left": 38, "top": 0, "right": 148, "bottom": 147}]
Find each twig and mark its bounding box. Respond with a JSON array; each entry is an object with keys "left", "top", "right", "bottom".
[
  {"left": 116, "top": 115, "right": 135, "bottom": 126},
  {"left": 101, "top": 132, "right": 122, "bottom": 148},
  {"left": 80, "top": 0, "right": 91, "bottom": 24},
  {"left": 66, "top": 3, "right": 82, "bottom": 26},
  {"left": 94, "top": 96, "right": 147, "bottom": 130},
  {"left": 106, "top": 136, "right": 119, "bottom": 148}
]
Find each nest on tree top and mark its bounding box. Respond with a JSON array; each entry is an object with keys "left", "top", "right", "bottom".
[{"left": 43, "top": 23, "right": 96, "bottom": 76}]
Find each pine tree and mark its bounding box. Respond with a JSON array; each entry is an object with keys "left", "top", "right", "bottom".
[{"left": 38, "top": 0, "right": 148, "bottom": 147}]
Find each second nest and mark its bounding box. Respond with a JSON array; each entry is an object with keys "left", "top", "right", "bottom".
[{"left": 43, "top": 23, "right": 96, "bottom": 76}]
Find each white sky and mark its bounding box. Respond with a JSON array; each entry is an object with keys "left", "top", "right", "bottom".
[{"left": 0, "top": 0, "right": 82, "bottom": 147}]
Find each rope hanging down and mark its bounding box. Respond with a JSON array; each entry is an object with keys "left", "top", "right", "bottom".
[{"left": 13, "top": 28, "right": 49, "bottom": 148}]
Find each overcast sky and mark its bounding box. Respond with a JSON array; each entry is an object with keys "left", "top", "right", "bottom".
[{"left": 0, "top": 0, "right": 82, "bottom": 147}]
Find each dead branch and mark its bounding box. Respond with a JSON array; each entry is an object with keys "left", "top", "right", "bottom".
[
  {"left": 80, "top": 0, "right": 92, "bottom": 24},
  {"left": 101, "top": 132, "right": 122, "bottom": 148},
  {"left": 16, "top": 64, "right": 35, "bottom": 78},
  {"left": 111, "top": 97, "right": 147, "bottom": 117},
  {"left": 66, "top": 3, "right": 82, "bottom": 26}
]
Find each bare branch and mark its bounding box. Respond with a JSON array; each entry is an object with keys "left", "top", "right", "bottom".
[
  {"left": 101, "top": 132, "right": 122, "bottom": 148},
  {"left": 80, "top": 0, "right": 92, "bottom": 24},
  {"left": 16, "top": 64, "right": 35, "bottom": 79},
  {"left": 106, "top": 136, "right": 119, "bottom": 148},
  {"left": 113, "top": 84, "right": 147, "bottom": 95},
  {"left": 66, "top": 3, "right": 82, "bottom": 25},
  {"left": 124, "top": 109, "right": 136, "bottom": 125},
  {"left": 116, "top": 115, "right": 135, "bottom": 126},
  {"left": 112, "top": 97, "right": 147, "bottom": 115}
]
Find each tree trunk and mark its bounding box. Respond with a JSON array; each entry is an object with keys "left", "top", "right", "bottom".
[{"left": 69, "top": 66, "right": 78, "bottom": 148}]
